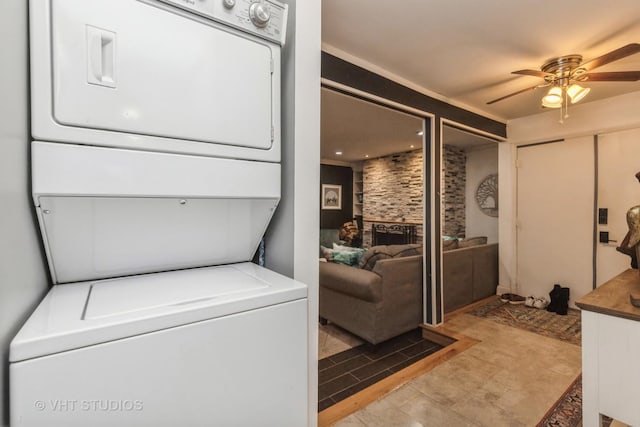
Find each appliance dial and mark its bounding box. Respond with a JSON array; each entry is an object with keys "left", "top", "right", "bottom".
[
  {"left": 222, "top": 0, "right": 235, "bottom": 9},
  {"left": 249, "top": 2, "right": 270, "bottom": 28}
]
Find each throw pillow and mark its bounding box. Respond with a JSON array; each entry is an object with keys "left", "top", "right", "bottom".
[
  {"left": 332, "top": 244, "right": 366, "bottom": 266},
  {"left": 320, "top": 245, "right": 334, "bottom": 262},
  {"left": 332, "top": 243, "right": 361, "bottom": 252},
  {"left": 333, "top": 250, "right": 363, "bottom": 266},
  {"left": 338, "top": 221, "right": 360, "bottom": 246},
  {"left": 457, "top": 236, "right": 488, "bottom": 248}
]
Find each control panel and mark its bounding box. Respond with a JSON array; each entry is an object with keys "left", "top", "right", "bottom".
[{"left": 157, "top": 0, "right": 288, "bottom": 45}]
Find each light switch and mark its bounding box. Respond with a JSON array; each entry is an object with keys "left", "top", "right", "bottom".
[{"left": 598, "top": 208, "right": 608, "bottom": 225}]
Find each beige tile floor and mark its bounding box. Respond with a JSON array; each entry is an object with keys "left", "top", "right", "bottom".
[
  {"left": 318, "top": 323, "right": 364, "bottom": 359},
  {"left": 320, "top": 311, "right": 582, "bottom": 427}
]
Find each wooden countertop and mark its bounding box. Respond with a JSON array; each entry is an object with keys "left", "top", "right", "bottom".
[{"left": 576, "top": 268, "right": 640, "bottom": 322}]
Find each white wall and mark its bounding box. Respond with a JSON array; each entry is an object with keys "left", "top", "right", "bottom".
[
  {"left": 0, "top": 1, "right": 50, "bottom": 425},
  {"left": 465, "top": 146, "right": 498, "bottom": 243},
  {"left": 497, "top": 142, "right": 517, "bottom": 294},
  {"left": 596, "top": 128, "right": 640, "bottom": 286},
  {"left": 265, "top": 1, "right": 321, "bottom": 426},
  {"left": 501, "top": 90, "right": 640, "bottom": 297}
]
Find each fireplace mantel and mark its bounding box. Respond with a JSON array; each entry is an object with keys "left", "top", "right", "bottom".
[{"left": 364, "top": 218, "right": 422, "bottom": 226}]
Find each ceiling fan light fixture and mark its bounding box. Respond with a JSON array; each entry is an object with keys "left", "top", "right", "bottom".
[
  {"left": 541, "top": 86, "right": 563, "bottom": 108},
  {"left": 567, "top": 84, "right": 590, "bottom": 104}
]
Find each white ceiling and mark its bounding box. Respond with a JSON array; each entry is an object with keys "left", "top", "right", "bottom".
[
  {"left": 321, "top": 88, "right": 423, "bottom": 162},
  {"left": 443, "top": 125, "right": 498, "bottom": 150},
  {"left": 322, "top": 0, "right": 640, "bottom": 122}
]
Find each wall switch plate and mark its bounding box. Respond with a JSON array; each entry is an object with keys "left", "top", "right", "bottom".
[
  {"left": 599, "top": 231, "right": 610, "bottom": 244},
  {"left": 598, "top": 208, "right": 608, "bottom": 225}
]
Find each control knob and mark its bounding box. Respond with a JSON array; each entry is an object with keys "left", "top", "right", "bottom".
[
  {"left": 222, "top": 0, "right": 235, "bottom": 9},
  {"left": 249, "top": 2, "right": 270, "bottom": 28}
]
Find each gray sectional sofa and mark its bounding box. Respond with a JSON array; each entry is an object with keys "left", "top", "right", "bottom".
[
  {"left": 318, "top": 239, "right": 498, "bottom": 344},
  {"left": 319, "top": 244, "right": 423, "bottom": 345}
]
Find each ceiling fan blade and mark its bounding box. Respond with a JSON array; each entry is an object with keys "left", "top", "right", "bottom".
[
  {"left": 581, "top": 71, "right": 640, "bottom": 82},
  {"left": 580, "top": 43, "right": 640, "bottom": 71},
  {"left": 486, "top": 85, "right": 540, "bottom": 105},
  {"left": 512, "top": 69, "right": 554, "bottom": 78}
]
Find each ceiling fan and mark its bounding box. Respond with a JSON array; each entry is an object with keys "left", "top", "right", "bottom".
[{"left": 487, "top": 43, "right": 640, "bottom": 112}]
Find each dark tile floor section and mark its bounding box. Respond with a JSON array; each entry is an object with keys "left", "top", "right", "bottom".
[{"left": 317, "top": 328, "right": 444, "bottom": 411}]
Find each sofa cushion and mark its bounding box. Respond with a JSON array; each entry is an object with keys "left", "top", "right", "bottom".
[
  {"left": 443, "top": 239, "right": 459, "bottom": 251},
  {"left": 458, "top": 236, "right": 488, "bottom": 249},
  {"left": 359, "top": 244, "right": 422, "bottom": 271}
]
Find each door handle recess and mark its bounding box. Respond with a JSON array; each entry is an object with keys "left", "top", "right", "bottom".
[{"left": 87, "top": 25, "right": 116, "bottom": 88}]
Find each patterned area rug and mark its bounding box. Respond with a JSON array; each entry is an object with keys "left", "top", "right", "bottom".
[
  {"left": 536, "top": 374, "right": 612, "bottom": 427},
  {"left": 468, "top": 298, "right": 581, "bottom": 345},
  {"left": 537, "top": 374, "right": 583, "bottom": 427}
]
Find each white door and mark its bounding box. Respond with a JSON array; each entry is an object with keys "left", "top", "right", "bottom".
[
  {"left": 596, "top": 128, "right": 640, "bottom": 285},
  {"left": 516, "top": 137, "right": 594, "bottom": 305}
]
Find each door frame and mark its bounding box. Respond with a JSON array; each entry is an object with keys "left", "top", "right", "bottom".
[
  {"left": 439, "top": 119, "right": 505, "bottom": 320},
  {"left": 321, "top": 79, "right": 438, "bottom": 325}
]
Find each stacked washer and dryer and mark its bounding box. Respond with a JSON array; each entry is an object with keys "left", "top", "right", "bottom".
[{"left": 10, "top": 0, "right": 308, "bottom": 426}]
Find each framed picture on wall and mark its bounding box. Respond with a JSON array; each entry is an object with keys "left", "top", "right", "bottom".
[{"left": 322, "top": 184, "right": 342, "bottom": 210}]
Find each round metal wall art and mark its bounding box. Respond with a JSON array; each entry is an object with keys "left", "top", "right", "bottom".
[{"left": 475, "top": 174, "right": 498, "bottom": 217}]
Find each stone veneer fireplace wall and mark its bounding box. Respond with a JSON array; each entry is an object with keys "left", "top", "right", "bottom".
[
  {"left": 362, "top": 149, "right": 423, "bottom": 247},
  {"left": 442, "top": 145, "right": 466, "bottom": 237}
]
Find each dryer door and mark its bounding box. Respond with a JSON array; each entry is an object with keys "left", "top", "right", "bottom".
[{"left": 31, "top": 0, "right": 281, "bottom": 161}]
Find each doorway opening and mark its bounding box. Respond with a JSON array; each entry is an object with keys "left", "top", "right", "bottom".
[{"left": 441, "top": 123, "right": 500, "bottom": 315}]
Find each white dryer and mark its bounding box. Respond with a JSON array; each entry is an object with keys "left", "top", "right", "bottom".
[{"left": 10, "top": 0, "right": 308, "bottom": 426}]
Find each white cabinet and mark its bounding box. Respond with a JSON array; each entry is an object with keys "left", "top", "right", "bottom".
[{"left": 577, "top": 269, "right": 640, "bottom": 427}]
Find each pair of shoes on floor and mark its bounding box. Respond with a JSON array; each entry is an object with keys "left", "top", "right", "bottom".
[
  {"left": 500, "top": 293, "right": 526, "bottom": 305},
  {"left": 525, "top": 296, "right": 549, "bottom": 309},
  {"left": 547, "top": 284, "right": 570, "bottom": 315}
]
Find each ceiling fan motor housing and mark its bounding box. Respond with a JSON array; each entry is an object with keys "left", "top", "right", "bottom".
[{"left": 541, "top": 54, "right": 584, "bottom": 84}]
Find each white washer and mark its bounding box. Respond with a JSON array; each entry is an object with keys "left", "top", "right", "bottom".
[
  {"left": 10, "top": 0, "right": 307, "bottom": 425},
  {"left": 11, "top": 264, "right": 307, "bottom": 427}
]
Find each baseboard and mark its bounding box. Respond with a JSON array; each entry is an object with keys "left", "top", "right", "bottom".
[{"left": 496, "top": 284, "right": 511, "bottom": 296}]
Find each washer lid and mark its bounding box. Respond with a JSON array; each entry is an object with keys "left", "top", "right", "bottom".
[
  {"left": 84, "top": 266, "right": 269, "bottom": 320},
  {"left": 10, "top": 263, "right": 307, "bottom": 362}
]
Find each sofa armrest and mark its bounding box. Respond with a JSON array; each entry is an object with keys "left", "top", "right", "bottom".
[
  {"left": 319, "top": 261, "right": 383, "bottom": 302},
  {"left": 371, "top": 255, "right": 423, "bottom": 339},
  {"left": 472, "top": 243, "right": 498, "bottom": 301},
  {"left": 373, "top": 255, "right": 423, "bottom": 299},
  {"left": 443, "top": 248, "right": 474, "bottom": 312}
]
